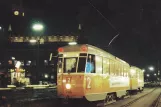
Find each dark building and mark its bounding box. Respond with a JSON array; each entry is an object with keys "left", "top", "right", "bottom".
[{"left": 0, "top": 1, "right": 79, "bottom": 84}]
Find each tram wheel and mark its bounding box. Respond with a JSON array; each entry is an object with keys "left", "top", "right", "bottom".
[{"left": 104, "top": 93, "right": 116, "bottom": 106}]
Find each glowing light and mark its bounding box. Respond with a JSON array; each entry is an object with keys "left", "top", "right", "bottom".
[
  {"left": 59, "top": 69, "right": 61, "bottom": 73},
  {"left": 15, "top": 61, "right": 21, "bottom": 68},
  {"left": 68, "top": 42, "right": 77, "bottom": 45},
  {"left": 11, "top": 57, "right": 15, "bottom": 60},
  {"left": 149, "top": 66, "right": 154, "bottom": 71},
  {"left": 66, "top": 83, "right": 71, "bottom": 89},
  {"left": 58, "top": 48, "right": 64, "bottom": 52},
  {"left": 44, "top": 74, "right": 49, "bottom": 78},
  {"left": 142, "top": 69, "right": 145, "bottom": 72},
  {"left": 63, "top": 80, "right": 66, "bottom": 83},
  {"left": 0, "top": 26, "right": 2, "bottom": 30},
  {"left": 147, "top": 74, "right": 150, "bottom": 77},
  {"left": 22, "top": 12, "right": 25, "bottom": 16},
  {"left": 29, "top": 39, "right": 37, "bottom": 43},
  {"left": 14, "top": 11, "right": 19, "bottom": 16},
  {"left": 154, "top": 73, "right": 157, "bottom": 76},
  {"left": 130, "top": 69, "right": 136, "bottom": 74},
  {"left": 32, "top": 23, "right": 44, "bottom": 31},
  {"left": 80, "top": 45, "right": 88, "bottom": 52}
]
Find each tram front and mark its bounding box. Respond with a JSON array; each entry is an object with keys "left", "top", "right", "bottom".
[{"left": 57, "top": 45, "right": 88, "bottom": 99}]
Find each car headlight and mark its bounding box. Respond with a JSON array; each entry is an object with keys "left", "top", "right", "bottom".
[{"left": 66, "top": 83, "right": 71, "bottom": 89}]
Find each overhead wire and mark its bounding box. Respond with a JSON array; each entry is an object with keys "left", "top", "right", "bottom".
[{"left": 88, "top": 0, "right": 120, "bottom": 47}]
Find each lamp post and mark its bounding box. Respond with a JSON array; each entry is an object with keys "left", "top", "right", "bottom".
[
  {"left": 149, "top": 66, "right": 154, "bottom": 71},
  {"left": 32, "top": 22, "right": 44, "bottom": 84}
]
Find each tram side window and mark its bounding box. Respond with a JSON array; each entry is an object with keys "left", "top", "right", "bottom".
[
  {"left": 115, "top": 61, "right": 119, "bottom": 76},
  {"left": 95, "top": 56, "right": 103, "bottom": 74},
  {"left": 109, "top": 60, "right": 115, "bottom": 75},
  {"left": 123, "top": 65, "right": 127, "bottom": 77},
  {"left": 120, "top": 63, "right": 123, "bottom": 76},
  {"left": 86, "top": 54, "right": 95, "bottom": 73},
  {"left": 103, "top": 58, "right": 109, "bottom": 74}
]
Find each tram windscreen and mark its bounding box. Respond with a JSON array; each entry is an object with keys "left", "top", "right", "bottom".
[
  {"left": 64, "top": 58, "right": 77, "bottom": 73},
  {"left": 77, "top": 57, "right": 86, "bottom": 72}
]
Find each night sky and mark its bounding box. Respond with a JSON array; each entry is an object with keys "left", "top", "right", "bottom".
[{"left": 0, "top": 0, "right": 161, "bottom": 69}]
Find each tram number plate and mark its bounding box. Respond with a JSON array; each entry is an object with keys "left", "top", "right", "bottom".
[{"left": 66, "top": 77, "right": 71, "bottom": 83}]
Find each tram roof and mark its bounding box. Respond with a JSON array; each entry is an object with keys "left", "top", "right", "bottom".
[{"left": 59, "top": 44, "right": 129, "bottom": 65}]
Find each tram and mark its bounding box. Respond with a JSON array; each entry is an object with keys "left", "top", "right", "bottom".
[{"left": 57, "top": 44, "right": 144, "bottom": 104}]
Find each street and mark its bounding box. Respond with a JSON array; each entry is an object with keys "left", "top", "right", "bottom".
[{"left": 3, "top": 88, "right": 160, "bottom": 107}]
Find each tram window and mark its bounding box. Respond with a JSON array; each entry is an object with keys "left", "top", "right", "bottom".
[
  {"left": 123, "top": 66, "right": 126, "bottom": 77},
  {"left": 120, "top": 64, "right": 123, "bottom": 76},
  {"left": 77, "top": 57, "right": 86, "bottom": 72},
  {"left": 109, "top": 60, "right": 115, "bottom": 75},
  {"left": 64, "top": 58, "right": 77, "bottom": 73},
  {"left": 124, "top": 65, "right": 128, "bottom": 77},
  {"left": 96, "top": 56, "right": 102, "bottom": 74},
  {"left": 115, "top": 61, "right": 119, "bottom": 76},
  {"left": 86, "top": 54, "right": 95, "bottom": 73},
  {"left": 103, "top": 58, "right": 109, "bottom": 74}
]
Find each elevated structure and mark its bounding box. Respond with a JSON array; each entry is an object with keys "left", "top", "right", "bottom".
[{"left": 9, "top": 35, "right": 78, "bottom": 43}]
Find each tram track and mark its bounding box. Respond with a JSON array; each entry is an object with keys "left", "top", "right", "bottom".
[
  {"left": 120, "top": 88, "right": 157, "bottom": 107},
  {"left": 151, "top": 92, "right": 161, "bottom": 107}
]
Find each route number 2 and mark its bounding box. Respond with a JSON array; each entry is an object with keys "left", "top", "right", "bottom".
[{"left": 86, "top": 77, "right": 91, "bottom": 89}]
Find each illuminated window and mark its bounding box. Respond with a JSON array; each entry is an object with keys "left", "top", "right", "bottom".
[
  {"left": 95, "top": 56, "right": 102, "bottom": 74},
  {"left": 103, "top": 58, "right": 109, "bottom": 74},
  {"left": 22, "top": 12, "right": 25, "bottom": 16},
  {"left": 109, "top": 60, "right": 115, "bottom": 75}
]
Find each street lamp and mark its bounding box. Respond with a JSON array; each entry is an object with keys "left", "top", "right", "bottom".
[
  {"left": 32, "top": 23, "right": 44, "bottom": 31},
  {"left": 149, "top": 66, "right": 154, "bottom": 71},
  {"left": 31, "top": 22, "right": 44, "bottom": 84},
  {"left": 154, "top": 73, "right": 157, "bottom": 76},
  {"left": 29, "top": 39, "right": 37, "bottom": 43},
  {"left": 0, "top": 26, "right": 2, "bottom": 30}
]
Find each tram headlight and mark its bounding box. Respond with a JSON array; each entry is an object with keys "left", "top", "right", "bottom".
[{"left": 66, "top": 83, "right": 71, "bottom": 89}]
